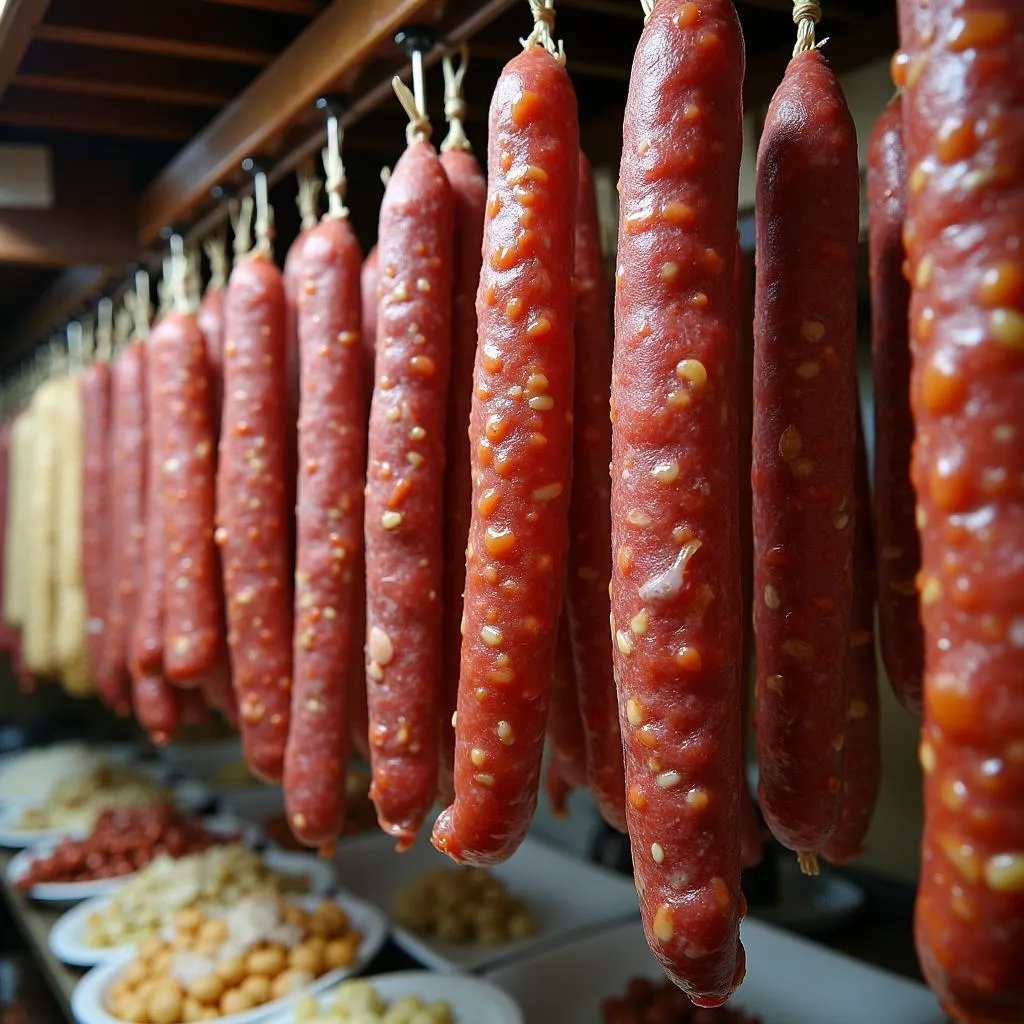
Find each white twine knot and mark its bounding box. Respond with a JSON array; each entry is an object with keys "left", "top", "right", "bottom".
[
  {"left": 392, "top": 75, "right": 432, "bottom": 145},
  {"left": 521, "top": 0, "right": 564, "bottom": 63},
  {"left": 441, "top": 44, "right": 472, "bottom": 153},
  {"left": 793, "top": 0, "right": 821, "bottom": 55}
]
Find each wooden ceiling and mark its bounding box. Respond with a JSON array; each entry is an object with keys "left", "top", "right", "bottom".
[{"left": 0, "top": 0, "right": 897, "bottom": 368}]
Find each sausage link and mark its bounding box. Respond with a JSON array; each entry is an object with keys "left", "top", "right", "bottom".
[
  {"left": 133, "top": 673, "right": 181, "bottom": 744},
  {"left": 544, "top": 612, "right": 586, "bottom": 817},
  {"left": 365, "top": 139, "right": 453, "bottom": 847},
  {"left": 0, "top": 424, "right": 15, "bottom": 655},
  {"left": 151, "top": 312, "right": 224, "bottom": 686},
  {"left": 868, "top": 94, "right": 923, "bottom": 718},
  {"left": 218, "top": 253, "right": 294, "bottom": 781},
  {"left": 438, "top": 147, "right": 487, "bottom": 801},
  {"left": 360, "top": 245, "right": 379, "bottom": 413},
  {"left": 900, "top": 5, "right": 1024, "bottom": 1021},
  {"left": 431, "top": 44, "right": 578, "bottom": 866},
  {"left": 822, "top": 408, "right": 880, "bottom": 864},
  {"left": 284, "top": 215, "right": 365, "bottom": 848},
  {"left": 179, "top": 687, "right": 210, "bottom": 726},
  {"left": 734, "top": 244, "right": 763, "bottom": 871},
  {"left": 100, "top": 344, "right": 147, "bottom": 715},
  {"left": 197, "top": 286, "right": 225, "bottom": 431},
  {"left": 566, "top": 150, "right": 626, "bottom": 833},
  {"left": 80, "top": 363, "right": 113, "bottom": 686},
  {"left": 611, "top": 1, "right": 745, "bottom": 1005},
  {"left": 753, "top": 48, "right": 859, "bottom": 866}
]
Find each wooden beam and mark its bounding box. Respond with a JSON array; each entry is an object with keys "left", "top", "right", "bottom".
[
  {"left": 203, "top": 0, "right": 323, "bottom": 14},
  {"left": 0, "top": 151, "right": 137, "bottom": 267},
  {"left": 2, "top": 266, "right": 116, "bottom": 368},
  {"left": 0, "top": 87, "right": 210, "bottom": 140},
  {"left": 34, "top": 0, "right": 308, "bottom": 67},
  {"left": 10, "top": 73, "right": 231, "bottom": 108},
  {"left": 138, "top": 0, "right": 452, "bottom": 243},
  {"left": 0, "top": 0, "right": 52, "bottom": 103}
]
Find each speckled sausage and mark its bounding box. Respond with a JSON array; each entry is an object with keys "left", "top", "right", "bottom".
[
  {"left": 365, "top": 138, "right": 453, "bottom": 847},
  {"left": 822, "top": 409, "right": 879, "bottom": 865},
  {"left": 80, "top": 362, "right": 112, "bottom": 684},
  {"left": 610, "top": 0, "right": 745, "bottom": 1005},
  {"left": 151, "top": 312, "right": 224, "bottom": 686},
  {"left": 567, "top": 150, "right": 626, "bottom": 833},
  {"left": 868, "top": 94, "right": 923, "bottom": 718},
  {"left": 197, "top": 286, "right": 225, "bottom": 429},
  {"left": 431, "top": 43, "right": 578, "bottom": 867},
  {"left": 284, "top": 214, "right": 365, "bottom": 848},
  {"left": 900, "top": 5, "right": 1024, "bottom": 1022},
  {"left": 544, "top": 612, "right": 586, "bottom": 816},
  {"left": 438, "top": 146, "right": 487, "bottom": 801},
  {"left": 100, "top": 344, "right": 147, "bottom": 716},
  {"left": 360, "top": 245, "right": 379, "bottom": 411},
  {"left": 131, "top": 337, "right": 166, "bottom": 679},
  {"left": 217, "top": 251, "right": 294, "bottom": 782},
  {"left": 753, "top": 47, "right": 859, "bottom": 869}
]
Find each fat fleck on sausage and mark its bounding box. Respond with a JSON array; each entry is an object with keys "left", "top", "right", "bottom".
[{"left": 611, "top": 0, "right": 746, "bottom": 1005}]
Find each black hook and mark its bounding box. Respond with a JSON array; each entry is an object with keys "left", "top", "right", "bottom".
[{"left": 394, "top": 25, "right": 435, "bottom": 57}]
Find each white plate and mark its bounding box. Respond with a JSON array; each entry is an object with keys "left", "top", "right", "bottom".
[
  {"left": 48, "top": 848, "right": 339, "bottom": 967},
  {"left": 70, "top": 892, "right": 389, "bottom": 1024},
  {"left": 8, "top": 815, "right": 261, "bottom": 903},
  {"left": 0, "top": 742, "right": 143, "bottom": 809},
  {"left": 332, "top": 831, "right": 638, "bottom": 974},
  {"left": 0, "top": 776, "right": 215, "bottom": 848},
  {"left": 261, "top": 971, "right": 523, "bottom": 1024},
  {"left": 485, "top": 917, "right": 947, "bottom": 1024}
]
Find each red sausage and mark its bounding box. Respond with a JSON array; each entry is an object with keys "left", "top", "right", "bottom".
[
  {"left": 284, "top": 213, "right": 365, "bottom": 848},
  {"left": 734, "top": 243, "right": 763, "bottom": 871},
  {"left": 365, "top": 137, "right": 453, "bottom": 847},
  {"left": 151, "top": 313, "right": 224, "bottom": 686},
  {"left": 438, "top": 146, "right": 487, "bottom": 801},
  {"left": 197, "top": 286, "right": 225, "bottom": 430},
  {"left": 284, "top": 230, "right": 309, "bottom": 427},
  {"left": 567, "top": 150, "right": 626, "bottom": 833},
  {"left": 753, "top": 48, "right": 859, "bottom": 869},
  {"left": 101, "top": 343, "right": 147, "bottom": 716},
  {"left": 217, "top": 252, "right": 294, "bottom": 782},
  {"left": 431, "top": 42, "right": 578, "bottom": 867},
  {"left": 132, "top": 673, "right": 181, "bottom": 746},
  {"left": 544, "top": 613, "right": 586, "bottom": 817},
  {"left": 178, "top": 687, "right": 209, "bottom": 726},
  {"left": 900, "top": 5, "right": 1024, "bottom": 1021},
  {"left": 360, "top": 245, "right": 379, "bottom": 411},
  {"left": 868, "top": 94, "right": 923, "bottom": 718},
  {"left": 611, "top": 0, "right": 745, "bottom": 1005},
  {"left": 822, "top": 408, "right": 879, "bottom": 865},
  {"left": 80, "top": 362, "right": 113, "bottom": 687}
]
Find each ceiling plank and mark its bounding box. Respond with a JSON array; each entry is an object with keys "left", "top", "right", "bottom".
[
  {"left": 138, "top": 0, "right": 462, "bottom": 243},
  {"left": 0, "top": 0, "right": 52, "bottom": 103},
  {"left": 203, "top": 0, "right": 323, "bottom": 14},
  {"left": 3, "top": 265, "right": 116, "bottom": 368},
  {"left": 0, "top": 87, "right": 210, "bottom": 140},
  {"left": 0, "top": 151, "right": 137, "bottom": 267},
  {"left": 11, "top": 73, "right": 230, "bottom": 108}
]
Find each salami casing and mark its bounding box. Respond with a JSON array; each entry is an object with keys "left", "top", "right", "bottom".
[
  {"left": 611, "top": 0, "right": 745, "bottom": 1004},
  {"left": 753, "top": 47, "right": 859, "bottom": 867},
  {"left": 432, "top": 38, "right": 578, "bottom": 866},
  {"left": 900, "top": 4, "right": 1024, "bottom": 1020}
]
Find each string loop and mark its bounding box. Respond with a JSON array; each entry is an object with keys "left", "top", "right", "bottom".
[
  {"left": 322, "top": 115, "right": 349, "bottom": 218},
  {"left": 296, "top": 158, "right": 323, "bottom": 229},
  {"left": 393, "top": 75, "right": 432, "bottom": 145},
  {"left": 441, "top": 44, "right": 471, "bottom": 154},
  {"left": 521, "top": 0, "right": 564, "bottom": 64}
]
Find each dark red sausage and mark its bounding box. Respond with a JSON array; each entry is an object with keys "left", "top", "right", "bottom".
[
  {"left": 365, "top": 138, "right": 453, "bottom": 848},
  {"left": 438, "top": 146, "right": 486, "bottom": 802},
  {"left": 284, "top": 229, "right": 309, "bottom": 429},
  {"left": 80, "top": 363, "right": 112, "bottom": 687},
  {"left": 151, "top": 312, "right": 224, "bottom": 686},
  {"left": 284, "top": 214, "right": 364, "bottom": 848},
  {"left": 360, "top": 245, "right": 379, "bottom": 411},
  {"left": 100, "top": 343, "right": 146, "bottom": 716},
  {"left": 0, "top": 425, "right": 16, "bottom": 655},
  {"left": 544, "top": 612, "right": 586, "bottom": 817},
  {"left": 178, "top": 687, "right": 209, "bottom": 726},
  {"left": 217, "top": 252, "right": 293, "bottom": 782},
  {"left": 822, "top": 408, "right": 879, "bottom": 865},
  {"left": 611, "top": 0, "right": 745, "bottom": 1005},
  {"left": 431, "top": 43, "right": 577, "bottom": 867},
  {"left": 197, "top": 286, "right": 225, "bottom": 430},
  {"left": 900, "top": 4, "right": 1024, "bottom": 1021},
  {"left": 132, "top": 673, "right": 181, "bottom": 745},
  {"left": 753, "top": 48, "right": 859, "bottom": 870},
  {"left": 868, "top": 94, "right": 923, "bottom": 718},
  {"left": 735, "top": 243, "right": 763, "bottom": 871},
  {"left": 567, "top": 150, "right": 625, "bottom": 833}
]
